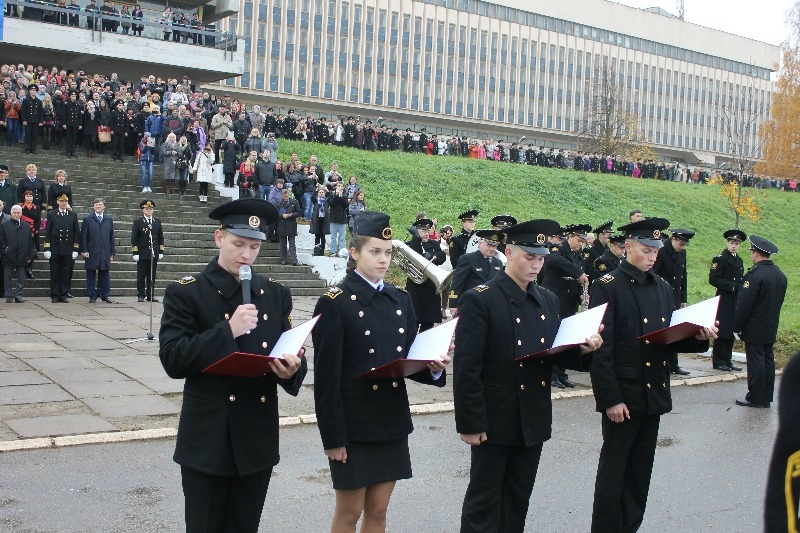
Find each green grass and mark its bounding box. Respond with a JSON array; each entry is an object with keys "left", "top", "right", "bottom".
[{"left": 280, "top": 140, "right": 800, "bottom": 365}]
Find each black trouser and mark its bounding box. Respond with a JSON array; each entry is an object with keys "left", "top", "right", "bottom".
[
  {"left": 181, "top": 466, "right": 272, "bottom": 533},
  {"left": 65, "top": 126, "right": 78, "bottom": 155},
  {"left": 712, "top": 337, "right": 734, "bottom": 367},
  {"left": 591, "top": 413, "right": 660, "bottom": 533},
  {"left": 24, "top": 122, "right": 38, "bottom": 152},
  {"left": 136, "top": 257, "right": 158, "bottom": 299},
  {"left": 49, "top": 254, "right": 73, "bottom": 299},
  {"left": 112, "top": 132, "right": 125, "bottom": 159},
  {"left": 745, "top": 342, "right": 775, "bottom": 405},
  {"left": 460, "top": 442, "right": 543, "bottom": 533},
  {"left": 214, "top": 139, "right": 224, "bottom": 162},
  {"left": 199, "top": 182, "right": 209, "bottom": 196}
]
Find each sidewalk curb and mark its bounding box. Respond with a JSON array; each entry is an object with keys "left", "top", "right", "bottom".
[{"left": 0, "top": 372, "right": 754, "bottom": 453}]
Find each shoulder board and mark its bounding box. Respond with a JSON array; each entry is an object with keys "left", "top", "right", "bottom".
[
  {"left": 474, "top": 284, "right": 490, "bottom": 292},
  {"left": 582, "top": 251, "right": 590, "bottom": 259},
  {"left": 550, "top": 245, "right": 559, "bottom": 252},
  {"left": 324, "top": 286, "right": 343, "bottom": 299},
  {"left": 599, "top": 274, "right": 614, "bottom": 284},
  {"left": 449, "top": 241, "right": 455, "bottom": 248},
  {"left": 268, "top": 277, "right": 277, "bottom": 283},
  {"left": 710, "top": 261, "right": 718, "bottom": 270},
  {"left": 598, "top": 263, "right": 607, "bottom": 271},
  {"left": 177, "top": 275, "right": 196, "bottom": 285},
  {"left": 394, "top": 285, "right": 408, "bottom": 293}
]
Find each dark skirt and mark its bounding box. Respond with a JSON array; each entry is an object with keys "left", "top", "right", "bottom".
[{"left": 329, "top": 437, "right": 411, "bottom": 490}]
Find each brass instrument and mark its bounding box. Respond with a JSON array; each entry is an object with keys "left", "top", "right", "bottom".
[
  {"left": 580, "top": 281, "right": 590, "bottom": 311},
  {"left": 391, "top": 239, "right": 455, "bottom": 294}
]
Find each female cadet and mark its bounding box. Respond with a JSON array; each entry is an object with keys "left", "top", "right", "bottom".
[{"left": 312, "top": 211, "right": 450, "bottom": 533}]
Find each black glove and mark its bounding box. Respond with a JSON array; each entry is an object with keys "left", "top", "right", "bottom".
[{"left": 422, "top": 252, "right": 433, "bottom": 260}]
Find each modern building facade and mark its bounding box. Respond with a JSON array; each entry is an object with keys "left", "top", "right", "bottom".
[{"left": 214, "top": 0, "right": 779, "bottom": 163}]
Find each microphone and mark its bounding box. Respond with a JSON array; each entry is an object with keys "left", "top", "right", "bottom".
[{"left": 239, "top": 265, "right": 252, "bottom": 305}]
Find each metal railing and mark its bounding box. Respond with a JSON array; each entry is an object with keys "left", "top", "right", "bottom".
[{"left": 4, "top": 0, "right": 242, "bottom": 60}]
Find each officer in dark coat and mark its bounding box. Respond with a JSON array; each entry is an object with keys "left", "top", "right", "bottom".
[
  {"left": 652, "top": 228, "right": 695, "bottom": 375},
  {"left": 159, "top": 198, "right": 306, "bottom": 533},
  {"left": 131, "top": 200, "right": 165, "bottom": 302},
  {"left": 43, "top": 193, "right": 79, "bottom": 302},
  {"left": 589, "top": 218, "right": 714, "bottom": 533},
  {"left": 79, "top": 198, "right": 115, "bottom": 303},
  {"left": 708, "top": 229, "right": 746, "bottom": 371},
  {"left": 62, "top": 91, "right": 84, "bottom": 158},
  {"left": 590, "top": 233, "right": 625, "bottom": 285},
  {"left": 21, "top": 84, "right": 43, "bottom": 154},
  {"left": 109, "top": 99, "right": 128, "bottom": 161},
  {"left": 582, "top": 220, "right": 613, "bottom": 282},
  {"left": 405, "top": 218, "right": 447, "bottom": 332},
  {"left": 448, "top": 229, "right": 504, "bottom": 312},
  {"left": 764, "top": 351, "right": 800, "bottom": 531},
  {"left": 449, "top": 209, "right": 478, "bottom": 268},
  {"left": 454, "top": 219, "right": 602, "bottom": 533},
  {"left": 732, "top": 235, "right": 787, "bottom": 408}
]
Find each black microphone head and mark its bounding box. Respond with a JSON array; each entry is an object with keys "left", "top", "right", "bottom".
[{"left": 238, "top": 265, "right": 252, "bottom": 281}]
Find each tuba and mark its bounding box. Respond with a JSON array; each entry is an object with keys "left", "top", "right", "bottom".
[{"left": 391, "top": 239, "right": 454, "bottom": 294}]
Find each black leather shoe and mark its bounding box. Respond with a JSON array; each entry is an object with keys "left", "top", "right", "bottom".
[
  {"left": 51, "top": 297, "right": 58, "bottom": 303},
  {"left": 671, "top": 367, "right": 691, "bottom": 376},
  {"left": 5, "top": 298, "right": 12, "bottom": 303},
  {"left": 147, "top": 297, "right": 159, "bottom": 303},
  {"left": 137, "top": 296, "right": 145, "bottom": 302},
  {"left": 551, "top": 379, "right": 565, "bottom": 389},
  {"left": 89, "top": 297, "right": 97, "bottom": 303},
  {"left": 728, "top": 364, "right": 743, "bottom": 371},
  {"left": 713, "top": 364, "right": 732, "bottom": 371},
  {"left": 735, "top": 399, "right": 768, "bottom": 408},
  {"left": 14, "top": 298, "right": 24, "bottom": 303},
  {"left": 66, "top": 293, "right": 73, "bottom": 298},
  {"left": 58, "top": 298, "right": 69, "bottom": 303},
  {"left": 559, "top": 378, "right": 576, "bottom": 388},
  {"left": 101, "top": 298, "right": 115, "bottom": 304}
]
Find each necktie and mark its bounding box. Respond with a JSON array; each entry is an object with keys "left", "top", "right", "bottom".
[
  {"left": 97, "top": 215, "right": 102, "bottom": 222},
  {"left": 60, "top": 211, "right": 65, "bottom": 216}
]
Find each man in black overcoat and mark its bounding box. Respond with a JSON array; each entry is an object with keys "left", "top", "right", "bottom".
[
  {"left": 0, "top": 205, "right": 35, "bottom": 302},
  {"left": 652, "top": 228, "right": 695, "bottom": 375},
  {"left": 454, "top": 219, "right": 602, "bottom": 533},
  {"left": 20, "top": 84, "right": 43, "bottom": 154},
  {"left": 405, "top": 218, "right": 447, "bottom": 332},
  {"left": 732, "top": 235, "right": 787, "bottom": 408},
  {"left": 131, "top": 200, "right": 165, "bottom": 302},
  {"left": 582, "top": 220, "right": 613, "bottom": 282},
  {"left": 159, "top": 199, "right": 306, "bottom": 533},
  {"left": 449, "top": 209, "right": 478, "bottom": 269},
  {"left": 43, "top": 194, "right": 79, "bottom": 302},
  {"left": 589, "top": 218, "right": 715, "bottom": 533},
  {"left": 79, "top": 198, "right": 115, "bottom": 303},
  {"left": 448, "top": 229, "right": 504, "bottom": 314},
  {"left": 109, "top": 99, "right": 128, "bottom": 161},
  {"left": 708, "top": 229, "right": 746, "bottom": 371}
]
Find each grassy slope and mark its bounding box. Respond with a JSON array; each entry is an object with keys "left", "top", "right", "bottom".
[{"left": 280, "top": 140, "right": 800, "bottom": 363}]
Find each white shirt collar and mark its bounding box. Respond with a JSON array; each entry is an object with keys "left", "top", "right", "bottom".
[{"left": 354, "top": 269, "right": 384, "bottom": 291}]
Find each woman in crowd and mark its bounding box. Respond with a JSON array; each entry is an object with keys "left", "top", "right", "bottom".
[
  {"left": 131, "top": 4, "right": 143, "bottom": 36},
  {"left": 237, "top": 159, "right": 257, "bottom": 198},
  {"left": 301, "top": 165, "right": 318, "bottom": 221},
  {"left": 41, "top": 94, "right": 56, "bottom": 150},
  {"left": 221, "top": 132, "right": 239, "bottom": 188},
  {"left": 20, "top": 190, "right": 41, "bottom": 279},
  {"left": 192, "top": 143, "right": 214, "bottom": 202},
  {"left": 82, "top": 101, "right": 99, "bottom": 158},
  {"left": 276, "top": 187, "right": 301, "bottom": 266},
  {"left": 47, "top": 169, "right": 73, "bottom": 211},
  {"left": 96, "top": 98, "right": 111, "bottom": 155},
  {"left": 309, "top": 186, "right": 330, "bottom": 256},
  {"left": 176, "top": 135, "right": 193, "bottom": 197},
  {"left": 161, "top": 131, "right": 179, "bottom": 196},
  {"left": 344, "top": 175, "right": 361, "bottom": 201},
  {"left": 347, "top": 190, "right": 366, "bottom": 234},
  {"left": 138, "top": 131, "right": 155, "bottom": 193},
  {"left": 4, "top": 92, "right": 20, "bottom": 146},
  {"left": 311, "top": 211, "right": 449, "bottom": 533}
]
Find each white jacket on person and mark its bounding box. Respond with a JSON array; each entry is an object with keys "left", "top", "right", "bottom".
[{"left": 193, "top": 150, "right": 216, "bottom": 183}]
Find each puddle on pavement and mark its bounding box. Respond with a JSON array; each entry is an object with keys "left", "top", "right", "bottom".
[
  {"left": 657, "top": 436, "right": 680, "bottom": 447},
  {"left": 301, "top": 469, "right": 332, "bottom": 484}
]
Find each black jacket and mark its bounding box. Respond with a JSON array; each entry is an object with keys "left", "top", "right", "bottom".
[
  {"left": 131, "top": 216, "right": 165, "bottom": 260},
  {"left": 405, "top": 235, "right": 446, "bottom": 323},
  {"left": 326, "top": 192, "right": 349, "bottom": 225},
  {"left": 254, "top": 160, "right": 277, "bottom": 187},
  {"left": 708, "top": 249, "right": 744, "bottom": 339},
  {"left": 591, "top": 248, "right": 621, "bottom": 287},
  {"left": 159, "top": 258, "right": 307, "bottom": 476},
  {"left": 43, "top": 210, "right": 79, "bottom": 256},
  {"left": 449, "top": 230, "right": 472, "bottom": 268},
  {"left": 538, "top": 241, "right": 585, "bottom": 318},
  {"left": 652, "top": 239, "right": 687, "bottom": 309},
  {"left": 732, "top": 260, "right": 787, "bottom": 344},
  {"left": 448, "top": 250, "right": 503, "bottom": 308},
  {"left": 21, "top": 95, "right": 43, "bottom": 123},
  {"left": 0, "top": 218, "right": 35, "bottom": 266},
  {"left": 275, "top": 198, "right": 301, "bottom": 237}
]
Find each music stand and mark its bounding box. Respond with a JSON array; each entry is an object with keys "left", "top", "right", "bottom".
[{"left": 126, "top": 224, "right": 158, "bottom": 344}]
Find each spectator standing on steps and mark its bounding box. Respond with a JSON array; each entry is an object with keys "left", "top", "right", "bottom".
[
  {"left": 193, "top": 144, "right": 215, "bottom": 203},
  {"left": 276, "top": 188, "right": 300, "bottom": 266},
  {"left": 138, "top": 132, "right": 155, "bottom": 193}
]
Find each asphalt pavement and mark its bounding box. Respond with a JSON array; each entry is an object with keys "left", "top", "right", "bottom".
[{"left": 0, "top": 379, "right": 779, "bottom": 532}]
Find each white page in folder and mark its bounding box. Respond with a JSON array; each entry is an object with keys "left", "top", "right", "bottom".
[
  {"left": 268, "top": 315, "right": 321, "bottom": 359},
  {"left": 550, "top": 303, "right": 607, "bottom": 349},
  {"left": 668, "top": 296, "right": 720, "bottom": 328},
  {"left": 407, "top": 318, "right": 459, "bottom": 361}
]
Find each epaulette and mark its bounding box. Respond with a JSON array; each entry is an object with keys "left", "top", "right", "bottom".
[
  {"left": 474, "top": 284, "right": 490, "bottom": 292},
  {"left": 268, "top": 277, "right": 277, "bottom": 283},
  {"left": 599, "top": 274, "right": 614, "bottom": 284},
  {"left": 325, "top": 286, "right": 343, "bottom": 299},
  {"left": 177, "top": 275, "right": 196, "bottom": 285},
  {"left": 395, "top": 285, "right": 408, "bottom": 293},
  {"left": 598, "top": 263, "right": 607, "bottom": 271},
  {"left": 710, "top": 261, "right": 718, "bottom": 270}
]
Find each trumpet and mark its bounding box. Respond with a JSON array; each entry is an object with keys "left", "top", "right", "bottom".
[{"left": 391, "top": 239, "right": 454, "bottom": 294}]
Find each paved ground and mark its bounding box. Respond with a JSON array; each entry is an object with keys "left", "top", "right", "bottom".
[{"left": 0, "top": 296, "right": 749, "bottom": 446}]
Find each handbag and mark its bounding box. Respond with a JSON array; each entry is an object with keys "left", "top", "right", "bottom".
[
  {"left": 97, "top": 125, "right": 111, "bottom": 143},
  {"left": 176, "top": 157, "right": 188, "bottom": 170}
]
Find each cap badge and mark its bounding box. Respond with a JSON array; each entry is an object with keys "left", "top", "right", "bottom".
[
  {"left": 248, "top": 216, "right": 260, "bottom": 228},
  {"left": 382, "top": 227, "right": 393, "bottom": 239},
  {"left": 653, "top": 229, "right": 661, "bottom": 239},
  {"left": 536, "top": 234, "right": 546, "bottom": 244}
]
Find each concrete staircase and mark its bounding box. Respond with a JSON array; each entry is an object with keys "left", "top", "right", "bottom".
[{"left": 0, "top": 143, "right": 327, "bottom": 298}]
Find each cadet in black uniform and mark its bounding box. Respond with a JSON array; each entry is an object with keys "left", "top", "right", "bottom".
[
  {"left": 732, "top": 235, "right": 787, "bottom": 408},
  {"left": 582, "top": 220, "right": 613, "bottom": 281},
  {"left": 454, "top": 219, "right": 602, "bottom": 533},
  {"left": 708, "top": 229, "right": 746, "bottom": 371},
  {"left": 405, "top": 217, "right": 447, "bottom": 332},
  {"left": 449, "top": 209, "right": 478, "bottom": 268},
  {"left": 490, "top": 214, "right": 516, "bottom": 255},
  {"left": 448, "top": 229, "right": 504, "bottom": 314},
  {"left": 764, "top": 351, "right": 800, "bottom": 531},
  {"left": 652, "top": 228, "right": 695, "bottom": 375},
  {"left": 42, "top": 193, "right": 79, "bottom": 302},
  {"left": 131, "top": 200, "right": 165, "bottom": 302},
  {"left": 312, "top": 211, "right": 448, "bottom": 533},
  {"left": 589, "top": 218, "right": 715, "bottom": 533},
  {"left": 62, "top": 91, "right": 84, "bottom": 158},
  {"left": 591, "top": 233, "right": 625, "bottom": 285},
  {"left": 21, "top": 84, "right": 43, "bottom": 154},
  {"left": 159, "top": 199, "right": 306, "bottom": 533}
]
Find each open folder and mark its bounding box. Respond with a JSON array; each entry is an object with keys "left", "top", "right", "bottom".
[
  {"left": 515, "top": 303, "right": 607, "bottom": 361},
  {"left": 358, "top": 318, "right": 458, "bottom": 379},
  {"left": 638, "top": 296, "right": 719, "bottom": 345},
  {"left": 202, "top": 315, "right": 320, "bottom": 377}
]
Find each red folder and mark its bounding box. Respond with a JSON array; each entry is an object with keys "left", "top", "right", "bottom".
[
  {"left": 357, "top": 359, "right": 438, "bottom": 379},
  {"left": 638, "top": 323, "right": 705, "bottom": 345},
  {"left": 202, "top": 352, "right": 281, "bottom": 377},
  {"left": 515, "top": 343, "right": 582, "bottom": 362}
]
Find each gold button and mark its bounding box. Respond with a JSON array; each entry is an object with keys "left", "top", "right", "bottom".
[
  {"left": 519, "top": 362, "right": 524, "bottom": 368},
  {"left": 540, "top": 338, "right": 545, "bottom": 343},
  {"left": 663, "top": 361, "right": 667, "bottom": 366},
  {"left": 541, "top": 315, "right": 546, "bottom": 320},
  {"left": 229, "top": 395, "right": 236, "bottom": 402},
  {"left": 368, "top": 348, "right": 375, "bottom": 354},
  {"left": 397, "top": 346, "right": 403, "bottom": 352},
  {"left": 365, "top": 330, "right": 371, "bottom": 335},
  {"left": 662, "top": 383, "right": 666, "bottom": 388},
  {"left": 260, "top": 396, "right": 266, "bottom": 403},
  {"left": 516, "top": 318, "right": 521, "bottom": 323},
  {"left": 396, "top": 310, "right": 402, "bottom": 315},
  {"left": 647, "top": 383, "right": 651, "bottom": 389},
  {"left": 662, "top": 317, "right": 666, "bottom": 323},
  {"left": 399, "top": 328, "right": 404, "bottom": 333},
  {"left": 520, "top": 384, "right": 525, "bottom": 390},
  {"left": 517, "top": 340, "right": 522, "bottom": 346},
  {"left": 224, "top": 313, "right": 230, "bottom": 320},
  {"left": 646, "top": 362, "right": 651, "bottom": 367},
  {"left": 262, "top": 341, "right": 268, "bottom": 348},
  {"left": 541, "top": 381, "right": 546, "bottom": 387},
  {"left": 372, "top": 384, "right": 378, "bottom": 391},
  {"left": 645, "top": 340, "right": 650, "bottom": 345},
  {"left": 263, "top": 314, "right": 268, "bottom": 320},
  {"left": 643, "top": 318, "right": 648, "bottom": 324},
  {"left": 358, "top": 311, "right": 364, "bottom": 317},
  {"left": 630, "top": 278, "right": 635, "bottom": 283},
  {"left": 392, "top": 381, "right": 398, "bottom": 388},
  {"left": 351, "top": 295, "right": 357, "bottom": 300}
]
